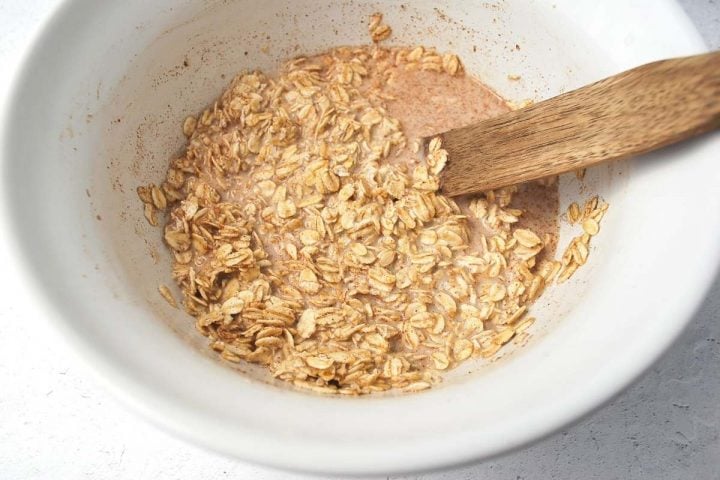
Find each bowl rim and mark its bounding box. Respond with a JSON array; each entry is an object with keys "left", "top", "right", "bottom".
[{"left": 2, "top": 0, "right": 719, "bottom": 475}]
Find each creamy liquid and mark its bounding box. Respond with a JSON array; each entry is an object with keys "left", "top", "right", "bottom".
[{"left": 382, "top": 66, "right": 559, "bottom": 258}]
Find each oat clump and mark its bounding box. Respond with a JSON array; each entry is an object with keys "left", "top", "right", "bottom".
[{"left": 138, "top": 24, "right": 606, "bottom": 395}]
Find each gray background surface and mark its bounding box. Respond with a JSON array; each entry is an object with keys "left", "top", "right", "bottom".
[{"left": 0, "top": 1, "right": 718, "bottom": 479}]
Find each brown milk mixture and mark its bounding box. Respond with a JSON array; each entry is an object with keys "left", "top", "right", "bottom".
[
  {"left": 381, "top": 66, "right": 559, "bottom": 261},
  {"left": 138, "top": 14, "right": 607, "bottom": 396}
]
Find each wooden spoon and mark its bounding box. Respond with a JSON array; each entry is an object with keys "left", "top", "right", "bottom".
[{"left": 438, "top": 51, "right": 720, "bottom": 197}]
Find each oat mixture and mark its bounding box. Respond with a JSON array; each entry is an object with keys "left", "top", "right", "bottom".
[{"left": 138, "top": 15, "right": 607, "bottom": 395}]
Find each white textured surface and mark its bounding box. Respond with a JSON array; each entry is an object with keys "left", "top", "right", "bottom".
[{"left": 0, "top": 1, "right": 718, "bottom": 479}]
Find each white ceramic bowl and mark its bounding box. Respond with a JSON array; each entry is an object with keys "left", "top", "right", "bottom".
[{"left": 2, "top": 0, "right": 719, "bottom": 475}]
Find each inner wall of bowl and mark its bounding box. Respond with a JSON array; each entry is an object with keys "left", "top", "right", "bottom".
[{"left": 86, "top": 0, "right": 622, "bottom": 386}]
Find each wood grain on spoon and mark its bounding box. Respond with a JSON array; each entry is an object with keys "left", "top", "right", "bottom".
[{"left": 438, "top": 51, "right": 720, "bottom": 197}]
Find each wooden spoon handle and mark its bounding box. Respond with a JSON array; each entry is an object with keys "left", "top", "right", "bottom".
[{"left": 439, "top": 51, "right": 720, "bottom": 197}]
